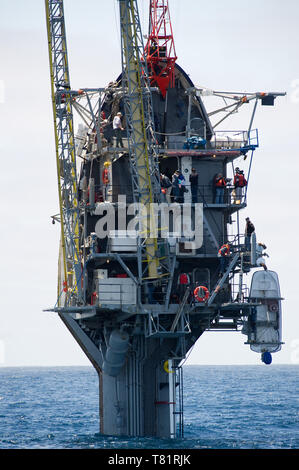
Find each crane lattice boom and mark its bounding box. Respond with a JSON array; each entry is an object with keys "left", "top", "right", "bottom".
[
  {"left": 144, "top": 0, "right": 177, "bottom": 97},
  {"left": 45, "top": 0, "right": 82, "bottom": 305}
]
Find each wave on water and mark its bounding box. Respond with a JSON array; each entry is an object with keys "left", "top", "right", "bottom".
[{"left": 0, "top": 365, "right": 298, "bottom": 449}]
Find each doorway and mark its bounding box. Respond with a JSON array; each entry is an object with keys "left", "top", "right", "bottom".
[{"left": 159, "top": 156, "right": 179, "bottom": 179}]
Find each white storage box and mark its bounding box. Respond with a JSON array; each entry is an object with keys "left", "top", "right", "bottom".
[
  {"left": 109, "top": 230, "right": 137, "bottom": 252},
  {"left": 98, "top": 278, "right": 137, "bottom": 305}
]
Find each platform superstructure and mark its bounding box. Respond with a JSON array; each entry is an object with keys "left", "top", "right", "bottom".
[{"left": 45, "top": 0, "right": 285, "bottom": 437}]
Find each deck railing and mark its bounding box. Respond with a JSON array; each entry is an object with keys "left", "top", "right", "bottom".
[{"left": 81, "top": 183, "right": 247, "bottom": 206}]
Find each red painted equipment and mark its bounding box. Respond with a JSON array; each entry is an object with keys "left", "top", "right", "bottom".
[{"left": 144, "top": 0, "right": 177, "bottom": 98}]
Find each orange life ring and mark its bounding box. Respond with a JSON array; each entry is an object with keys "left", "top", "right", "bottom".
[{"left": 194, "top": 285, "right": 209, "bottom": 302}]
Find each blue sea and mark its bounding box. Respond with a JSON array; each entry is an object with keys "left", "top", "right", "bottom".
[{"left": 0, "top": 365, "right": 298, "bottom": 449}]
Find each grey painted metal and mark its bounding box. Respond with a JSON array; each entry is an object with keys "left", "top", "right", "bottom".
[{"left": 203, "top": 214, "right": 220, "bottom": 250}]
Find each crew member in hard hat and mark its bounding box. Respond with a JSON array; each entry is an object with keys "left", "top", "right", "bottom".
[
  {"left": 218, "top": 242, "right": 231, "bottom": 275},
  {"left": 112, "top": 111, "right": 124, "bottom": 148}
]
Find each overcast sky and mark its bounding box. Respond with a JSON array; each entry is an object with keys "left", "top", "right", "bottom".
[{"left": 0, "top": 0, "right": 299, "bottom": 367}]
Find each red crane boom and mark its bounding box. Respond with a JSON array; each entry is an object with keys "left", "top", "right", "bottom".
[{"left": 144, "top": 0, "right": 177, "bottom": 98}]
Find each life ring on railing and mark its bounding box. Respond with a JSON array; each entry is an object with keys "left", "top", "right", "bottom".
[{"left": 194, "top": 286, "right": 209, "bottom": 302}]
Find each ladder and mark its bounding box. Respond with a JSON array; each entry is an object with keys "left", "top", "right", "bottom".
[
  {"left": 207, "top": 252, "right": 239, "bottom": 306},
  {"left": 45, "top": 0, "right": 82, "bottom": 305},
  {"left": 170, "top": 287, "right": 190, "bottom": 332}
]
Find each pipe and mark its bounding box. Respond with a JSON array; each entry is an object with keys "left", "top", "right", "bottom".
[{"left": 102, "top": 329, "right": 129, "bottom": 377}]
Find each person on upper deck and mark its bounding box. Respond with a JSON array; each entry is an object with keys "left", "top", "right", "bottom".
[
  {"left": 178, "top": 171, "right": 187, "bottom": 203},
  {"left": 214, "top": 173, "right": 227, "bottom": 204},
  {"left": 189, "top": 168, "right": 199, "bottom": 203},
  {"left": 218, "top": 242, "right": 231, "bottom": 275},
  {"left": 113, "top": 112, "right": 124, "bottom": 148},
  {"left": 172, "top": 170, "right": 185, "bottom": 203},
  {"left": 233, "top": 167, "right": 247, "bottom": 204},
  {"left": 172, "top": 171, "right": 180, "bottom": 202},
  {"left": 245, "top": 217, "right": 255, "bottom": 250},
  {"left": 160, "top": 173, "right": 172, "bottom": 203}
]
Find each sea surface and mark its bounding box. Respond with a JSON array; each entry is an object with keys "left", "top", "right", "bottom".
[{"left": 0, "top": 365, "right": 298, "bottom": 449}]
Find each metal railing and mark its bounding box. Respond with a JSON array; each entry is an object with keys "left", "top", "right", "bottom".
[
  {"left": 209, "top": 130, "right": 248, "bottom": 149},
  {"left": 80, "top": 183, "right": 247, "bottom": 206},
  {"left": 230, "top": 282, "right": 250, "bottom": 303},
  {"left": 78, "top": 128, "right": 258, "bottom": 154}
]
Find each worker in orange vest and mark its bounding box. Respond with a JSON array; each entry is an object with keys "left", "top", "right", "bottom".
[
  {"left": 214, "top": 173, "right": 227, "bottom": 204},
  {"left": 218, "top": 242, "right": 231, "bottom": 274},
  {"left": 233, "top": 167, "right": 247, "bottom": 204}
]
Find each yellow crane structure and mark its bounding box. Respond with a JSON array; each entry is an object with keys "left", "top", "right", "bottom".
[{"left": 45, "top": 0, "right": 82, "bottom": 306}]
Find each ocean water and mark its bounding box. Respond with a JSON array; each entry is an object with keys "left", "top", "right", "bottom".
[{"left": 0, "top": 365, "right": 298, "bottom": 449}]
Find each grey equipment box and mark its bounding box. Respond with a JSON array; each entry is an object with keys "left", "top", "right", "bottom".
[{"left": 98, "top": 278, "right": 137, "bottom": 305}]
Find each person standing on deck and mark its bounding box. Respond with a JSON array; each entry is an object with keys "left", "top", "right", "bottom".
[
  {"left": 218, "top": 242, "right": 231, "bottom": 275},
  {"left": 177, "top": 170, "right": 186, "bottom": 203},
  {"left": 172, "top": 170, "right": 181, "bottom": 203},
  {"left": 214, "top": 173, "right": 226, "bottom": 204},
  {"left": 233, "top": 167, "right": 247, "bottom": 204},
  {"left": 245, "top": 217, "right": 255, "bottom": 251},
  {"left": 189, "top": 168, "right": 199, "bottom": 203},
  {"left": 113, "top": 112, "right": 124, "bottom": 148},
  {"left": 160, "top": 173, "right": 172, "bottom": 203}
]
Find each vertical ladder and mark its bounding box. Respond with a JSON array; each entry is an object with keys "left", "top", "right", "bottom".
[{"left": 175, "top": 365, "right": 184, "bottom": 438}]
